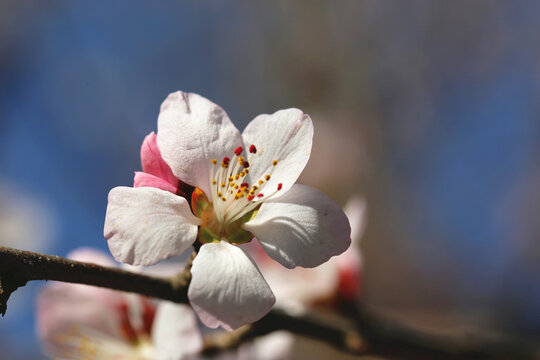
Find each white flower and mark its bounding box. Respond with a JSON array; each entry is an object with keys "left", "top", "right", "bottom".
[
  {"left": 104, "top": 91, "right": 351, "bottom": 330},
  {"left": 36, "top": 248, "right": 202, "bottom": 360}
]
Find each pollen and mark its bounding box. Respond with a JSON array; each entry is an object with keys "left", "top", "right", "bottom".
[
  {"left": 234, "top": 146, "right": 243, "bottom": 156},
  {"left": 272, "top": 160, "right": 278, "bottom": 166},
  {"left": 249, "top": 144, "right": 257, "bottom": 153}
]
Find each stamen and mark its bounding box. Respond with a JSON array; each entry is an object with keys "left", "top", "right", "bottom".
[
  {"left": 277, "top": 183, "right": 283, "bottom": 190},
  {"left": 265, "top": 174, "right": 271, "bottom": 181},
  {"left": 211, "top": 159, "right": 217, "bottom": 165},
  {"left": 243, "top": 161, "right": 250, "bottom": 168},
  {"left": 258, "top": 179, "right": 264, "bottom": 185},
  {"left": 212, "top": 180, "right": 217, "bottom": 185},
  {"left": 234, "top": 146, "right": 243, "bottom": 156},
  {"left": 272, "top": 160, "right": 278, "bottom": 166},
  {"left": 241, "top": 182, "right": 249, "bottom": 188},
  {"left": 257, "top": 193, "right": 264, "bottom": 198},
  {"left": 249, "top": 145, "right": 257, "bottom": 153}
]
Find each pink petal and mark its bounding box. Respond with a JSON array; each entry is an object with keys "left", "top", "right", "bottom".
[
  {"left": 188, "top": 242, "right": 275, "bottom": 330},
  {"left": 36, "top": 282, "right": 123, "bottom": 357},
  {"left": 134, "top": 171, "right": 178, "bottom": 194},
  {"left": 140, "top": 132, "right": 179, "bottom": 187}
]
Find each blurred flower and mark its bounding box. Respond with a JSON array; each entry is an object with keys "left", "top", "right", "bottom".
[
  {"left": 0, "top": 180, "right": 57, "bottom": 252},
  {"left": 36, "top": 248, "right": 202, "bottom": 360},
  {"left": 104, "top": 91, "right": 351, "bottom": 330}
]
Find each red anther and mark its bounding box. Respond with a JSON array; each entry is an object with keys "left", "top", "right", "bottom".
[
  {"left": 242, "top": 161, "right": 250, "bottom": 168},
  {"left": 222, "top": 157, "right": 230, "bottom": 165},
  {"left": 257, "top": 193, "right": 264, "bottom": 198},
  {"left": 241, "top": 182, "right": 249, "bottom": 188},
  {"left": 277, "top": 183, "right": 283, "bottom": 191},
  {"left": 234, "top": 146, "right": 243, "bottom": 156},
  {"left": 249, "top": 144, "right": 257, "bottom": 153},
  {"left": 248, "top": 195, "right": 255, "bottom": 201}
]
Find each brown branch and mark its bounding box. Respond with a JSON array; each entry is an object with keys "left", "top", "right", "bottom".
[
  {"left": 0, "top": 246, "right": 192, "bottom": 315},
  {"left": 0, "top": 246, "right": 537, "bottom": 359}
]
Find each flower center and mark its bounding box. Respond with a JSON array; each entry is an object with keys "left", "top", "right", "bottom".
[{"left": 192, "top": 144, "right": 283, "bottom": 244}]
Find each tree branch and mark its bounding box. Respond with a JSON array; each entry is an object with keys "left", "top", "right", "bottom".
[
  {"left": 0, "top": 246, "right": 191, "bottom": 315},
  {"left": 0, "top": 246, "right": 536, "bottom": 359}
]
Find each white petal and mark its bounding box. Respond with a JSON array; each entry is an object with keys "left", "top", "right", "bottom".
[
  {"left": 243, "top": 184, "right": 351, "bottom": 269},
  {"left": 152, "top": 302, "right": 203, "bottom": 360},
  {"left": 242, "top": 109, "right": 313, "bottom": 198},
  {"left": 104, "top": 186, "right": 201, "bottom": 266},
  {"left": 188, "top": 242, "right": 275, "bottom": 330},
  {"left": 157, "top": 91, "right": 244, "bottom": 196}
]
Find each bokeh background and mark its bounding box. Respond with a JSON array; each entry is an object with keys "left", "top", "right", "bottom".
[{"left": 1, "top": 0, "right": 540, "bottom": 358}]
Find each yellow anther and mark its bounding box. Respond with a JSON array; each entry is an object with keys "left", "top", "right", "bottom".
[
  {"left": 212, "top": 180, "right": 217, "bottom": 185},
  {"left": 265, "top": 174, "right": 271, "bottom": 181},
  {"left": 230, "top": 182, "right": 235, "bottom": 187},
  {"left": 272, "top": 160, "right": 278, "bottom": 166},
  {"left": 234, "top": 174, "right": 240, "bottom": 180},
  {"left": 217, "top": 191, "right": 222, "bottom": 197},
  {"left": 245, "top": 169, "right": 250, "bottom": 174},
  {"left": 211, "top": 159, "right": 217, "bottom": 165},
  {"left": 229, "top": 176, "right": 234, "bottom": 182},
  {"left": 240, "top": 172, "right": 245, "bottom": 177},
  {"left": 220, "top": 182, "right": 226, "bottom": 188},
  {"left": 238, "top": 156, "right": 245, "bottom": 164},
  {"left": 221, "top": 163, "right": 228, "bottom": 168},
  {"left": 234, "top": 184, "right": 239, "bottom": 189},
  {"left": 222, "top": 197, "right": 227, "bottom": 202},
  {"left": 258, "top": 179, "right": 264, "bottom": 185}
]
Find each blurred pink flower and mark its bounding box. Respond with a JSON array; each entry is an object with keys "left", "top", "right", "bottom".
[
  {"left": 104, "top": 91, "right": 351, "bottom": 330},
  {"left": 36, "top": 248, "right": 201, "bottom": 360}
]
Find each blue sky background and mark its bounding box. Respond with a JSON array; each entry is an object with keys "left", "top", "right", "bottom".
[{"left": 1, "top": 1, "right": 540, "bottom": 358}]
